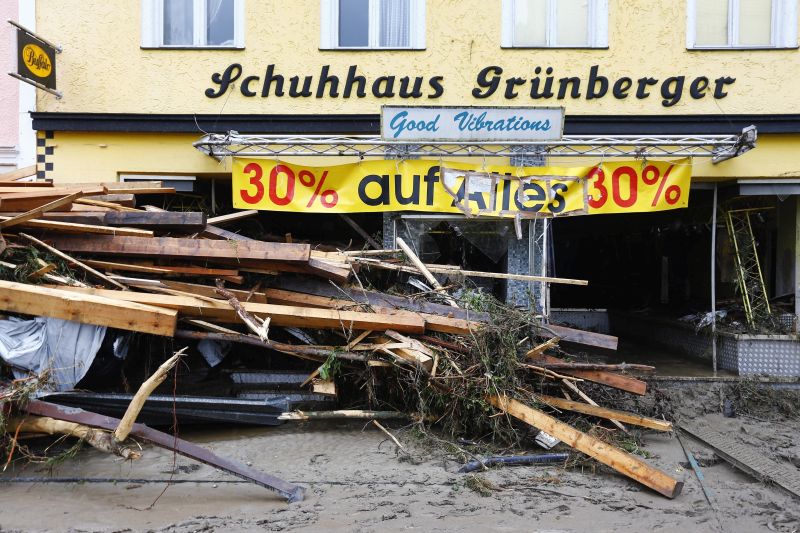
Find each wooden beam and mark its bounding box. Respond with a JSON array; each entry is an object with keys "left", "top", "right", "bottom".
[
  {"left": 560, "top": 378, "right": 627, "bottom": 433},
  {"left": 20, "top": 233, "right": 129, "bottom": 291},
  {"left": 0, "top": 215, "right": 153, "bottom": 236},
  {"left": 0, "top": 280, "right": 176, "bottom": 336},
  {"left": 38, "top": 234, "right": 311, "bottom": 264},
  {"left": 207, "top": 210, "right": 259, "bottom": 226},
  {"left": 544, "top": 324, "right": 619, "bottom": 351},
  {"left": 103, "top": 210, "right": 207, "bottom": 230},
  {"left": 53, "top": 287, "right": 427, "bottom": 333},
  {"left": 201, "top": 224, "right": 254, "bottom": 241},
  {"left": 487, "top": 395, "right": 683, "bottom": 499},
  {"left": 528, "top": 353, "right": 646, "bottom": 396},
  {"left": 162, "top": 280, "right": 267, "bottom": 303},
  {"left": 83, "top": 260, "right": 238, "bottom": 278},
  {"left": 536, "top": 394, "right": 672, "bottom": 432},
  {"left": 103, "top": 187, "right": 176, "bottom": 195},
  {"left": 264, "top": 288, "right": 477, "bottom": 335},
  {"left": 74, "top": 198, "right": 139, "bottom": 211},
  {"left": 0, "top": 192, "right": 83, "bottom": 229}
]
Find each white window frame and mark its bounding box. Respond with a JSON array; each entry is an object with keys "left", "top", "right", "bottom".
[
  {"left": 686, "top": 0, "right": 798, "bottom": 49},
  {"left": 141, "top": 0, "right": 245, "bottom": 49},
  {"left": 501, "top": 0, "right": 609, "bottom": 48},
  {"left": 320, "top": 0, "right": 426, "bottom": 50}
]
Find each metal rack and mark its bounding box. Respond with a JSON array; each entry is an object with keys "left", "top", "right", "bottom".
[
  {"left": 725, "top": 208, "right": 772, "bottom": 327},
  {"left": 194, "top": 126, "right": 757, "bottom": 163}
]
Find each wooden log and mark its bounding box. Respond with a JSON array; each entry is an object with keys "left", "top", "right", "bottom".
[
  {"left": 54, "top": 287, "right": 427, "bottom": 333},
  {"left": 396, "top": 237, "right": 459, "bottom": 308},
  {"left": 535, "top": 394, "right": 672, "bottom": 432},
  {"left": 0, "top": 280, "right": 177, "bottom": 336},
  {"left": 0, "top": 215, "right": 153, "bottom": 237},
  {"left": 114, "top": 349, "right": 185, "bottom": 443},
  {"left": 487, "top": 395, "right": 683, "bottom": 499},
  {"left": 0, "top": 192, "right": 83, "bottom": 229},
  {"left": 7, "top": 416, "right": 140, "bottom": 460},
  {"left": 38, "top": 234, "right": 311, "bottom": 264},
  {"left": 20, "top": 233, "right": 129, "bottom": 290},
  {"left": 216, "top": 281, "right": 270, "bottom": 341},
  {"left": 529, "top": 353, "right": 646, "bottom": 396},
  {"left": 104, "top": 210, "right": 207, "bottom": 230}
]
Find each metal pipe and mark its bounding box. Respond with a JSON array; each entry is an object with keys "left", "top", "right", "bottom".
[
  {"left": 458, "top": 453, "right": 570, "bottom": 473},
  {"left": 711, "top": 183, "right": 718, "bottom": 375}
]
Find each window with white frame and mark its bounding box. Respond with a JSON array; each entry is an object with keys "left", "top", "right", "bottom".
[
  {"left": 320, "top": 0, "right": 426, "bottom": 49},
  {"left": 687, "top": 0, "right": 798, "bottom": 48},
  {"left": 141, "top": 0, "right": 244, "bottom": 48},
  {"left": 501, "top": 0, "right": 608, "bottom": 48}
]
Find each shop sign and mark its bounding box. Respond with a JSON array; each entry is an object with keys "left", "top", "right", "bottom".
[
  {"left": 14, "top": 26, "right": 57, "bottom": 91},
  {"left": 232, "top": 158, "right": 690, "bottom": 217},
  {"left": 381, "top": 106, "right": 564, "bottom": 142}
]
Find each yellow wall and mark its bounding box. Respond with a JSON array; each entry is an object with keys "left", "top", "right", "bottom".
[
  {"left": 44, "top": 131, "right": 800, "bottom": 184},
  {"left": 33, "top": 1, "right": 800, "bottom": 183},
  {"left": 36, "top": 0, "right": 800, "bottom": 115}
]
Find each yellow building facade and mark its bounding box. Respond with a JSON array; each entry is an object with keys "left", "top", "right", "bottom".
[{"left": 26, "top": 1, "right": 800, "bottom": 375}]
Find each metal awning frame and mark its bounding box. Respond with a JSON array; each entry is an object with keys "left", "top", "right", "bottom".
[{"left": 194, "top": 125, "right": 757, "bottom": 164}]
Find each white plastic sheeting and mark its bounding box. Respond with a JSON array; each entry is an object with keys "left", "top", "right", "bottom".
[{"left": 0, "top": 317, "right": 106, "bottom": 391}]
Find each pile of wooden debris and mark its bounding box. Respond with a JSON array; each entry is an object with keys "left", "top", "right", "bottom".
[{"left": 0, "top": 166, "right": 682, "bottom": 502}]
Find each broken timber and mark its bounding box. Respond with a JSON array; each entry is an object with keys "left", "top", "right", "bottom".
[
  {"left": 528, "top": 353, "right": 646, "bottom": 396},
  {"left": 0, "top": 280, "right": 176, "bottom": 336},
  {"left": 23, "top": 400, "right": 303, "bottom": 502},
  {"left": 488, "top": 395, "right": 683, "bottom": 498}
]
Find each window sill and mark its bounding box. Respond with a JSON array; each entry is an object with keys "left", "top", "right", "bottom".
[
  {"left": 140, "top": 46, "right": 245, "bottom": 50},
  {"left": 687, "top": 45, "right": 799, "bottom": 51},
  {"left": 320, "top": 47, "right": 426, "bottom": 51},
  {"left": 501, "top": 45, "right": 609, "bottom": 50}
]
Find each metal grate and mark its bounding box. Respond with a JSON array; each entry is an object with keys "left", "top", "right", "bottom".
[{"left": 194, "top": 126, "right": 757, "bottom": 163}]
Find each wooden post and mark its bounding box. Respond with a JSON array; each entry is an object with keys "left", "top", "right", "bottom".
[{"left": 396, "top": 237, "right": 459, "bottom": 308}]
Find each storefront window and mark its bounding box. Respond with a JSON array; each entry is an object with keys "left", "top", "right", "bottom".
[
  {"left": 321, "top": 0, "right": 425, "bottom": 49},
  {"left": 687, "top": 0, "right": 797, "bottom": 49},
  {"left": 501, "top": 0, "right": 608, "bottom": 48},
  {"left": 142, "top": 0, "right": 244, "bottom": 48}
]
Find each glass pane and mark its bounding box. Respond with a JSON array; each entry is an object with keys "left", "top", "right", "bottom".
[
  {"left": 513, "top": 0, "right": 547, "bottom": 46},
  {"left": 556, "top": 0, "right": 589, "bottom": 46},
  {"left": 695, "top": 0, "right": 729, "bottom": 46},
  {"left": 339, "top": 0, "right": 369, "bottom": 47},
  {"left": 207, "top": 0, "right": 235, "bottom": 46},
  {"left": 739, "top": 0, "right": 772, "bottom": 45},
  {"left": 379, "top": 0, "right": 410, "bottom": 47},
  {"left": 164, "top": 0, "right": 194, "bottom": 45}
]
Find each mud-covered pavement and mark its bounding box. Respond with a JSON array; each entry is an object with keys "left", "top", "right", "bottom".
[{"left": 1, "top": 382, "right": 799, "bottom": 533}]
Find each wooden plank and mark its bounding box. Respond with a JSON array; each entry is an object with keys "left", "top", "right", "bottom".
[
  {"left": 103, "top": 211, "right": 207, "bottom": 230},
  {"left": 0, "top": 280, "right": 176, "bottom": 336},
  {"left": 545, "top": 324, "right": 619, "bottom": 351},
  {"left": 264, "top": 288, "right": 477, "bottom": 335},
  {"left": 0, "top": 192, "right": 83, "bottom": 229},
  {"left": 20, "top": 233, "right": 129, "bottom": 291},
  {"left": 104, "top": 187, "right": 176, "bottom": 195},
  {"left": 0, "top": 180, "right": 53, "bottom": 187},
  {"left": 487, "top": 395, "right": 683, "bottom": 499},
  {"left": 0, "top": 216, "right": 153, "bottom": 237},
  {"left": 83, "top": 260, "right": 238, "bottom": 278},
  {"left": 74, "top": 198, "right": 139, "bottom": 211},
  {"left": 0, "top": 165, "right": 36, "bottom": 182},
  {"left": 528, "top": 353, "right": 647, "bottom": 396},
  {"left": 90, "top": 194, "right": 136, "bottom": 207},
  {"left": 53, "top": 287, "right": 427, "bottom": 333},
  {"left": 0, "top": 186, "right": 105, "bottom": 198},
  {"left": 536, "top": 394, "right": 672, "bottom": 432},
  {"left": 38, "top": 234, "right": 311, "bottom": 264},
  {"left": 202, "top": 224, "right": 254, "bottom": 241},
  {"left": 162, "top": 280, "right": 267, "bottom": 303},
  {"left": 207, "top": 210, "right": 259, "bottom": 226}
]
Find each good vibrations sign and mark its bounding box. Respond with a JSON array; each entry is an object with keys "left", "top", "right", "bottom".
[{"left": 232, "top": 159, "right": 690, "bottom": 217}]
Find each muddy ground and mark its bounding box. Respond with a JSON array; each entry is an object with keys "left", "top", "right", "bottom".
[{"left": 1, "top": 381, "right": 799, "bottom": 533}]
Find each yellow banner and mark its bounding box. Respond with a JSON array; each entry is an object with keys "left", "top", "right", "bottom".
[{"left": 232, "top": 158, "right": 690, "bottom": 217}]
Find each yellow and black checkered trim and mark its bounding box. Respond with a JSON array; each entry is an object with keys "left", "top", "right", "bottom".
[{"left": 36, "top": 130, "right": 54, "bottom": 180}]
